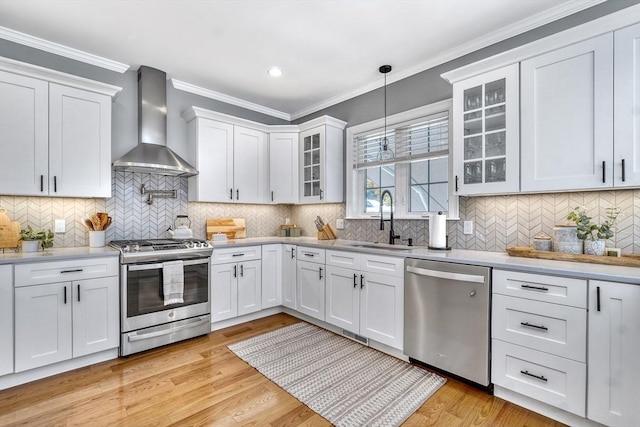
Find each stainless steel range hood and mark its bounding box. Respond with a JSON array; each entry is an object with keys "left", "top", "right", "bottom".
[{"left": 113, "top": 66, "right": 197, "bottom": 177}]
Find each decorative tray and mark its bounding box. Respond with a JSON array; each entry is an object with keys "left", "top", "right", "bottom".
[{"left": 506, "top": 246, "right": 640, "bottom": 268}]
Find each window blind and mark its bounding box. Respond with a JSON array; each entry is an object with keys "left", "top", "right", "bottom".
[{"left": 354, "top": 111, "right": 449, "bottom": 170}]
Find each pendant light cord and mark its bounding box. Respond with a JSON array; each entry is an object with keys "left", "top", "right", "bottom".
[{"left": 379, "top": 65, "right": 392, "bottom": 154}]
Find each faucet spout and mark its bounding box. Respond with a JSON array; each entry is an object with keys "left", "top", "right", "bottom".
[{"left": 379, "top": 190, "right": 399, "bottom": 244}]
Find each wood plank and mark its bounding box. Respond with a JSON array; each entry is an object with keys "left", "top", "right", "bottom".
[
  {"left": 507, "top": 246, "right": 640, "bottom": 267},
  {"left": 0, "top": 313, "right": 565, "bottom": 427}
]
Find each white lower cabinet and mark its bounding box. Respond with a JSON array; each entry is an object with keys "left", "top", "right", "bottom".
[
  {"left": 587, "top": 280, "right": 640, "bottom": 427},
  {"left": 282, "top": 244, "right": 297, "bottom": 310},
  {"left": 325, "top": 250, "right": 404, "bottom": 350},
  {"left": 296, "top": 247, "right": 325, "bottom": 321},
  {"left": 261, "top": 244, "right": 282, "bottom": 309},
  {"left": 0, "top": 265, "right": 14, "bottom": 376},
  {"left": 14, "top": 258, "right": 119, "bottom": 373},
  {"left": 211, "top": 246, "right": 262, "bottom": 322}
]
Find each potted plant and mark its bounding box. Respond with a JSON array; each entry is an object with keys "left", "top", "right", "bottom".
[
  {"left": 20, "top": 226, "right": 54, "bottom": 252},
  {"left": 566, "top": 206, "right": 621, "bottom": 256}
]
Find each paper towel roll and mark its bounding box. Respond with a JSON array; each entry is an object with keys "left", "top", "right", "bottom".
[{"left": 429, "top": 212, "right": 447, "bottom": 249}]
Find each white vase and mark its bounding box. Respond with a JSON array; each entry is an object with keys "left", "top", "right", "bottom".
[
  {"left": 584, "top": 239, "right": 606, "bottom": 256},
  {"left": 89, "top": 230, "right": 106, "bottom": 248},
  {"left": 22, "top": 240, "right": 40, "bottom": 253}
]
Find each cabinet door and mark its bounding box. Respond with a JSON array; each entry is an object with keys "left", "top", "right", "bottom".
[
  {"left": 188, "top": 118, "right": 234, "bottom": 202},
  {"left": 211, "top": 263, "right": 238, "bottom": 322},
  {"left": 261, "top": 244, "right": 282, "bottom": 309},
  {"left": 521, "top": 33, "right": 614, "bottom": 191},
  {"left": 325, "top": 265, "right": 359, "bottom": 333},
  {"left": 233, "top": 126, "right": 267, "bottom": 203},
  {"left": 0, "top": 71, "right": 49, "bottom": 195},
  {"left": 614, "top": 23, "right": 640, "bottom": 187},
  {"left": 282, "top": 244, "right": 297, "bottom": 309},
  {"left": 269, "top": 132, "right": 299, "bottom": 203},
  {"left": 15, "top": 282, "right": 72, "bottom": 372},
  {"left": 237, "top": 260, "right": 261, "bottom": 316},
  {"left": 453, "top": 63, "right": 520, "bottom": 195},
  {"left": 360, "top": 272, "right": 404, "bottom": 350},
  {"left": 588, "top": 281, "right": 640, "bottom": 427},
  {"left": 72, "top": 277, "right": 119, "bottom": 358},
  {"left": 299, "top": 126, "right": 325, "bottom": 203},
  {"left": 296, "top": 260, "right": 325, "bottom": 321},
  {"left": 0, "top": 265, "right": 13, "bottom": 376},
  {"left": 49, "top": 83, "right": 112, "bottom": 197}
]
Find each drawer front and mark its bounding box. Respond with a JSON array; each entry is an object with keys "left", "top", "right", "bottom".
[
  {"left": 492, "top": 294, "right": 586, "bottom": 362},
  {"left": 212, "top": 246, "right": 261, "bottom": 264},
  {"left": 493, "top": 269, "right": 586, "bottom": 308},
  {"left": 362, "top": 254, "right": 404, "bottom": 278},
  {"left": 297, "top": 246, "right": 325, "bottom": 264},
  {"left": 326, "top": 250, "right": 360, "bottom": 269},
  {"left": 492, "top": 339, "right": 586, "bottom": 417},
  {"left": 15, "top": 257, "right": 118, "bottom": 286}
]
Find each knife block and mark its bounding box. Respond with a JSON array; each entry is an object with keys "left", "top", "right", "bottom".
[{"left": 317, "top": 224, "right": 336, "bottom": 240}]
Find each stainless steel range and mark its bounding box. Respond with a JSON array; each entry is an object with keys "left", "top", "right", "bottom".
[{"left": 110, "top": 238, "right": 212, "bottom": 356}]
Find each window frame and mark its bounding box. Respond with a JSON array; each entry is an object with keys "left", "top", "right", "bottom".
[{"left": 345, "top": 99, "right": 458, "bottom": 220}]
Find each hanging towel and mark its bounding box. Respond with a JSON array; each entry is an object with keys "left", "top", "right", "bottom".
[{"left": 163, "top": 260, "right": 184, "bottom": 305}]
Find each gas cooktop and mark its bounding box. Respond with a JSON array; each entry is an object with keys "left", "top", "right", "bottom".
[{"left": 110, "top": 238, "right": 212, "bottom": 263}]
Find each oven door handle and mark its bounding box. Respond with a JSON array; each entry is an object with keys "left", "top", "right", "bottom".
[
  {"left": 127, "top": 317, "right": 210, "bottom": 342},
  {"left": 128, "top": 258, "right": 209, "bottom": 271}
]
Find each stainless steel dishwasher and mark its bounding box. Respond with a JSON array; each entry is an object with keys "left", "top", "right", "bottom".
[{"left": 404, "top": 258, "right": 491, "bottom": 388}]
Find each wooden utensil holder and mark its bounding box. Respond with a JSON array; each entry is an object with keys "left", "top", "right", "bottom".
[{"left": 317, "top": 224, "right": 336, "bottom": 240}]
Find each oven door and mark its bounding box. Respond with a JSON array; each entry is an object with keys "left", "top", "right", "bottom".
[{"left": 121, "top": 257, "right": 210, "bottom": 333}]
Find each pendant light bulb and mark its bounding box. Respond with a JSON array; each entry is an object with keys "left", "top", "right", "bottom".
[{"left": 378, "top": 65, "right": 394, "bottom": 161}]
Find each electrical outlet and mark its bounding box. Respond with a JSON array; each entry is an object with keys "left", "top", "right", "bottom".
[
  {"left": 463, "top": 220, "right": 473, "bottom": 235},
  {"left": 336, "top": 219, "right": 345, "bottom": 230},
  {"left": 54, "top": 219, "right": 66, "bottom": 233}
]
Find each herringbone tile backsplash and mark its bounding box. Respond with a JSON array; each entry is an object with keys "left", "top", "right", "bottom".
[{"left": 1, "top": 173, "right": 638, "bottom": 254}]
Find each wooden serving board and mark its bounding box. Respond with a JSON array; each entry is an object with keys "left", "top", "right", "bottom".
[
  {"left": 206, "top": 218, "right": 246, "bottom": 240},
  {"left": 0, "top": 208, "right": 21, "bottom": 250},
  {"left": 506, "top": 246, "right": 640, "bottom": 268}
]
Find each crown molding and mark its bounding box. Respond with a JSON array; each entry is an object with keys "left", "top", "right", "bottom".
[
  {"left": 0, "top": 56, "right": 122, "bottom": 97},
  {"left": 172, "top": 79, "right": 291, "bottom": 122},
  {"left": 290, "top": 0, "right": 607, "bottom": 120},
  {"left": 0, "top": 26, "right": 129, "bottom": 73},
  {"left": 297, "top": 115, "right": 348, "bottom": 132}
]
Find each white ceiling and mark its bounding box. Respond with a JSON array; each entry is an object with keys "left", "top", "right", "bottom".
[{"left": 0, "top": 0, "right": 604, "bottom": 120}]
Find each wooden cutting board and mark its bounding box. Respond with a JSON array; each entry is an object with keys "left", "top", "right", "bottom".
[
  {"left": 0, "top": 208, "right": 21, "bottom": 250},
  {"left": 206, "top": 218, "right": 246, "bottom": 240}
]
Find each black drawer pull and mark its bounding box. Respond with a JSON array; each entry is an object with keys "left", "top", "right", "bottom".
[
  {"left": 61, "top": 269, "right": 83, "bottom": 274},
  {"left": 520, "top": 370, "right": 547, "bottom": 382},
  {"left": 232, "top": 253, "right": 245, "bottom": 257},
  {"left": 353, "top": 273, "right": 358, "bottom": 288},
  {"left": 521, "top": 322, "right": 548, "bottom": 331},
  {"left": 520, "top": 284, "right": 548, "bottom": 292},
  {"left": 304, "top": 253, "right": 315, "bottom": 257}
]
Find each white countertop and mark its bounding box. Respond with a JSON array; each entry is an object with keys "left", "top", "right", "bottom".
[{"left": 1, "top": 237, "right": 637, "bottom": 284}]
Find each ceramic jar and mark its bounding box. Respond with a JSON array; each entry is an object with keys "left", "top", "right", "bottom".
[
  {"left": 532, "top": 233, "right": 552, "bottom": 251},
  {"left": 584, "top": 239, "right": 606, "bottom": 256},
  {"left": 553, "top": 224, "right": 582, "bottom": 254}
]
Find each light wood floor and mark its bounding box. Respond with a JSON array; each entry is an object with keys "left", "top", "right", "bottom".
[{"left": 0, "top": 314, "right": 565, "bottom": 426}]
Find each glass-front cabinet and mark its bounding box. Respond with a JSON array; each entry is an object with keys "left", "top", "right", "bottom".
[
  {"left": 452, "top": 63, "right": 520, "bottom": 195},
  {"left": 301, "top": 129, "right": 323, "bottom": 199}
]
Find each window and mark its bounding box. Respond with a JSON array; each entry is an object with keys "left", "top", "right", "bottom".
[{"left": 346, "top": 100, "right": 458, "bottom": 219}]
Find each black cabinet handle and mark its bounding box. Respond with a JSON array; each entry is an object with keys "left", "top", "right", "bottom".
[
  {"left": 353, "top": 273, "right": 358, "bottom": 288},
  {"left": 240, "top": 264, "right": 244, "bottom": 277},
  {"left": 77, "top": 284, "right": 80, "bottom": 302},
  {"left": 230, "top": 188, "right": 233, "bottom": 200},
  {"left": 61, "top": 269, "right": 83, "bottom": 274},
  {"left": 521, "top": 284, "right": 548, "bottom": 292},
  {"left": 319, "top": 188, "right": 324, "bottom": 200},
  {"left": 291, "top": 249, "right": 294, "bottom": 259},
  {"left": 233, "top": 265, "right": 237, "bottom": 278},
  {"left": 271, "top": 191, "right": 274, "bottom": 202},
  {"left": 232, "top": 253, "right": 245, "bottom": 257},
  {"left": 455, "top": 175, "right": 459, "bottom": 192},
  {"left": 236, "top": 189, "right": 239, "bottom": 200},
  {"left": 360, "top": 274, "right": 364, "bottom": 289},
  {"left": 54, "top": 176, "right": 57, "bottom": 192},
  {"left": 319, "top": 267, "right": 323, "bottom": 280},
  {"left": 63, "top": 286, "right": 67, "bottom": 304},
  {"left": 622, "top": 159, "right": 626, "bottom": 182},
  {"left": 521, "top": 322, "right": 548, "bottom": 331},
  {"left": 40, "top": 175, "right": 44, "bottom": 192},
  {"left": 597, "top": 286, "right": 601, "bottom": 312},
  {"left": 520, "top": 370, "right": 547, "bottom": 382},
  {"left": 304, "top": 253, "right": 314, "bottom": 257},
  {"left": 602, "top": 161, "right": 606, "bottom": 183}
]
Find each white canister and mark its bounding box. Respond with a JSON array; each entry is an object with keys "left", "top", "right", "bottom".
[
  {"left": 89, "top": 230, "right": 106, "bottom": 248},
  {"left": 21, "top": 240, "right": 40, "bottom": 252}
]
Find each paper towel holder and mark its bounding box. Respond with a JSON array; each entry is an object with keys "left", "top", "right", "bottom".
[{"left": 428, "top": 211, "right": 452, "bottom": 251}]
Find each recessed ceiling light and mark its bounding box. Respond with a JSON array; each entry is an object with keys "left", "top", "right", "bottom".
[{"left": 268, "top": 66, "right": 283, "bottom": 77}]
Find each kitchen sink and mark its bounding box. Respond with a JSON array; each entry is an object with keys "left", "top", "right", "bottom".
[{"left": 346, "top": 243, "right": 413, "bottom": 251}]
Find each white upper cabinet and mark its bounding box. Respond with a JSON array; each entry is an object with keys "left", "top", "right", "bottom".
[
  {"left": 452, "top": 64, "right": 520, "bottom": 195},
  {"left": 614, "top": 23, "right": 640, "bottom": 187},
  {"left": 0, "top": 59, "right": 120, "bottom": 198},
  {"left": 521, "top": 33, "right": 614, "bottom": 192},
  {"left": 298, "top": 117, "right": 347, "bottom": 204},
  {"left": 233, "top": 126, "right": 267, "bottom": 203},
  {"left": 269, "top": 132, "right": 299, "bottom": 203}
]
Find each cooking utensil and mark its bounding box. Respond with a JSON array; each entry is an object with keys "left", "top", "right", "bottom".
[
  {"left": 316, "top": 216, "right": 325, "bottom": 227},
  {"left": 314, "top": 219, "right": 323, "bottom": 231}
]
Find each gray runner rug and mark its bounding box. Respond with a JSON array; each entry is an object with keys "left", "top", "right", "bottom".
[{"left": 228, "top": 322, "right": 446, "bottom": 427}]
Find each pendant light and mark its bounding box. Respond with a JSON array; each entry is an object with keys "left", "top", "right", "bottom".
[{"left": 378, "top": 65, "right": 394, "bottom": 161}]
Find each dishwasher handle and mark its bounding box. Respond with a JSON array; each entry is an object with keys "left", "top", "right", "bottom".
[{"left": 406, "top": 265, "right": 486, "bottom": 284}]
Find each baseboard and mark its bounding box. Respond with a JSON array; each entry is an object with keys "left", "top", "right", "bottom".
[
  {"left": 211, "top": 307, "right": 284, "bottom": 331},
  {"left": 0, "top": 348, "right": 118, "bottom": 391}
]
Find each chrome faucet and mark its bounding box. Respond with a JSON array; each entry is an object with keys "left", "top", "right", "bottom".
[{"left": 379, "top": 190, "right": 400, "bottom": 244}]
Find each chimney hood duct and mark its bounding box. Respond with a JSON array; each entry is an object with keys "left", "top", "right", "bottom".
[{"left": 112, "top": 66, "right": 198, "bottom": 177}]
